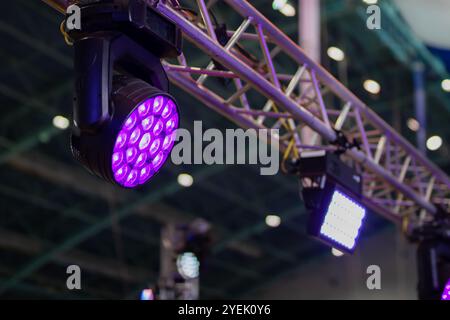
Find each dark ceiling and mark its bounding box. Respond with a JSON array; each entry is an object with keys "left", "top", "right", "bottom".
[{"left": 0, "top": 0, "right": 448, "bottom": 299}]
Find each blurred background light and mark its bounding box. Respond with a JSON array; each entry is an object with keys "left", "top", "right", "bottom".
[
  {"left": 265, "top": 214, "right": 281, "bottom": 228},
  {"left": 140, "top": 288, "right": 154, "bottom": 300},
  {"left": 442, "top": 79, "right": 450, "bottom": 92},
  {"left": 52, "top": 115, "right": 70, "bottom": 130},
  {"left": 363, "top": 79, "right": 381, "bottom": 95},
  {"left": 426, "top": 135, "right": 443, "bottom": 151},
  {"left": 272, "top": 0, "right": 296, "bottom": 17},
  {"left": 176, "top": 252, "right": 200, "bottom": 279},
  {"left": 327, "top": 46, "right": 345, "bottom": 62},
  {"left": 177, "top": 173, "right": 194, "bottom": 187},
  {"left": 407, "top": 118, "right": 420, "bottom": 132}
]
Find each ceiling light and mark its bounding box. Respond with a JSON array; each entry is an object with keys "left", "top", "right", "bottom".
[
  {"left": 363, "top": 0, "right": 378, "bottom": 4},
  {"left": 66, "top": 0, "right": 182, "bottom": 189},
  {"left": 363, "top": 79, "right": 381, "bottom": 95},
  {"left": 52, "top": 115, "right": 70, "bottom": 130},
  {"left": 407, "top": 118, "right": 420, "bottom": 132},
  {"left": 178, "top": 173, "right": 194, "bottom": 187},
  {"left": 280, "top": 3, "right": 296, "bottom": 17},
  {"left": 272, "top": 0, "right": 296, "bottom": 17},
  {"left": 426, "top": 136, "right": 443, "bottom": 151},
  {"left": 327, "top": 46, "right": 345, "bottom": 62},
  {"left": 441, "top": 79, "right": 450, "bottom": 92},
  {"left": 272, "top": 0, "right": 287, "bottom": 10},
  {"left": 332, "top": 248, "right": 344, "bottom": 257},
  {"left": 265, "top": 214, "right": 281, "bottom": 228},
  {"left": 176, "top": 252, "right": 200, "bottom": 280}
]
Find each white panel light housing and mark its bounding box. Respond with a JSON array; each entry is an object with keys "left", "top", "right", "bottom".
[{"left": 298, "top": 152, "right": 366, "bottom": 254}]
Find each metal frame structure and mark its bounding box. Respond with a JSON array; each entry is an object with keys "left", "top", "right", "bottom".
[{"left": 43, "top": 0, "right": 450, "bottom": 225}]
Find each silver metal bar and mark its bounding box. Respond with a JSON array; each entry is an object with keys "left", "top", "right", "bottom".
[
  {"left": 311, "top": 70, "right": 332, "bottom": 130},
  {"left": 334, "top": 102, "right": 352, "bottom": 130},
  {"left": 394, "top": 156, "right": 411, "bottom": 213},
  {"left": 256, "top": 23, "right": 281, "bottom": 89},
  {"left": 233, "top": 78, "right": 251, "bottom": 111},
  {"left": 256, "top": 65, "right": 306, "bottom": 124},
  {"left": 197, "top": 18, "right": 252, "bottom": 85},
  {"left": 196, "top": 0, "right": 218, "bottom": 42},
  {"left": 165, "top": 64, "right": 237, "bottom": 78},
  {"left": 354, "top": 107, "right": 373, "bottom": 159},
  {"left": 226, "top": 83, "right": 252, "bottom": 105}
]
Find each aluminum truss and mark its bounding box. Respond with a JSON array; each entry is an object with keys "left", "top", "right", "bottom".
[{"left": 44, "top": 0, "right": 450, "bottom": 225}]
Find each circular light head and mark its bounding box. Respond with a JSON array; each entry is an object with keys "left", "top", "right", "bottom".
[
  {"left": 71, "top": 76, "right": 179, "bottom": 189},
  {"left": 112, "top": 95, "right": 178, "bottom": 188},
  {"left": 176, "top": 252, "right": 200, "bottom": 280}
]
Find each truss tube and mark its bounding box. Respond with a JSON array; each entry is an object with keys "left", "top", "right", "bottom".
[
  {"left": 225, "top": 0, "right": 450, "bottom": 190},
  {"left": 157, "top": 2, "right": 437, "bottom": 215},
  {"left": 168, "top": 72, "right": 276, "bottom": 138},
  {"left": 157, "top": 4, "right": 337, "bottom": 143}
]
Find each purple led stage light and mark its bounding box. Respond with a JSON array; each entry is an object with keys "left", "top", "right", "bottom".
[
  {"left": 112, "top": 96, "right": 178, "bottom": 188},
  {"left": 442, "top": 279, "right": 450, "bottom": 301},
  {"left": 71, "top": 77, "right": 179, "bottom": 189},
  {"left": 67, "top": 0, "right": 182, "bottom": 189}
]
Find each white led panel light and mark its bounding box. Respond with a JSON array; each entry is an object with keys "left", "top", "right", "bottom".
[{"left": 319, "top": 190, "right": 366, "bottom": 250}]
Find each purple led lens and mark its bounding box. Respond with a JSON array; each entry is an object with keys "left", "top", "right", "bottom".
[
  {"left": 124, "top": 112, "right": 137, "bottom": 130},
  {"left": 165, "top": 114, "right": 179, "bottom": 133},
  {"left": 153, "top": 119, "right": 164, "bottom": 136},
  {"left": 142, "top": 115, "right": 155, "bottom": 131},
  {"left": 149, "top": 138, "right": 161, "bottom": 156},
  {"left": 139, "top": 166, "right": 154, "bottom": 184},
  {"left": 114, "top": 165, "right": 129, "bottom": 182},
  {"left": 137, "top": 101, "right": 151, "bottom": 117},
  {"left": 126, "top": 147, "right": 138, "bottom": 163},
  {"left": 153, "top": 96, "right": 164, "bottom": 115},
  {"left": 112, "top": 151, "right": 124, "bottom": 169},
  {"left": 152, "top": 150, "right": 165, "bottom": 171},
  {"left": 115, "top": 132, "right": 128, "bottom": 149},
  {"left": 442, "top": 279, "right": 450, "bottom": 301},
  {"left": 162, "top": 132, "right": 176, "bottom": 151},
  {"left": 112, "top": 95, "right": 178, "bottom": 188},
  {"left": 139, "top": 133, "right": 152, "bottom": 150},
  {"left": 135, "top": 152, "right": 148, "bottom": 168},
  {"left": 130, "top": 127, "right": 141, "bottom": 145},
  {"left": 161, "top": 100, "right": 174, "bottom": 119}
]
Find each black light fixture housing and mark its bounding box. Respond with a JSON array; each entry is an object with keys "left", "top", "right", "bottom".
[
  {"left": 297, "top": 151, "right": 366, "bottom": 254},
  {"left": 65, "top": 0, "right": 182, "bottom": 188}
]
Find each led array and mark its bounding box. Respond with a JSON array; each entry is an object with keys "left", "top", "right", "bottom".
[
  {"left": 442, "top": 279, "right": 450, "bottom": 301},
  {"left": 112, "top": 95, "right": 178, "bottom": 187},
  {"left": 320, "top": 190, "right": 366, "bottom": 250}
]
